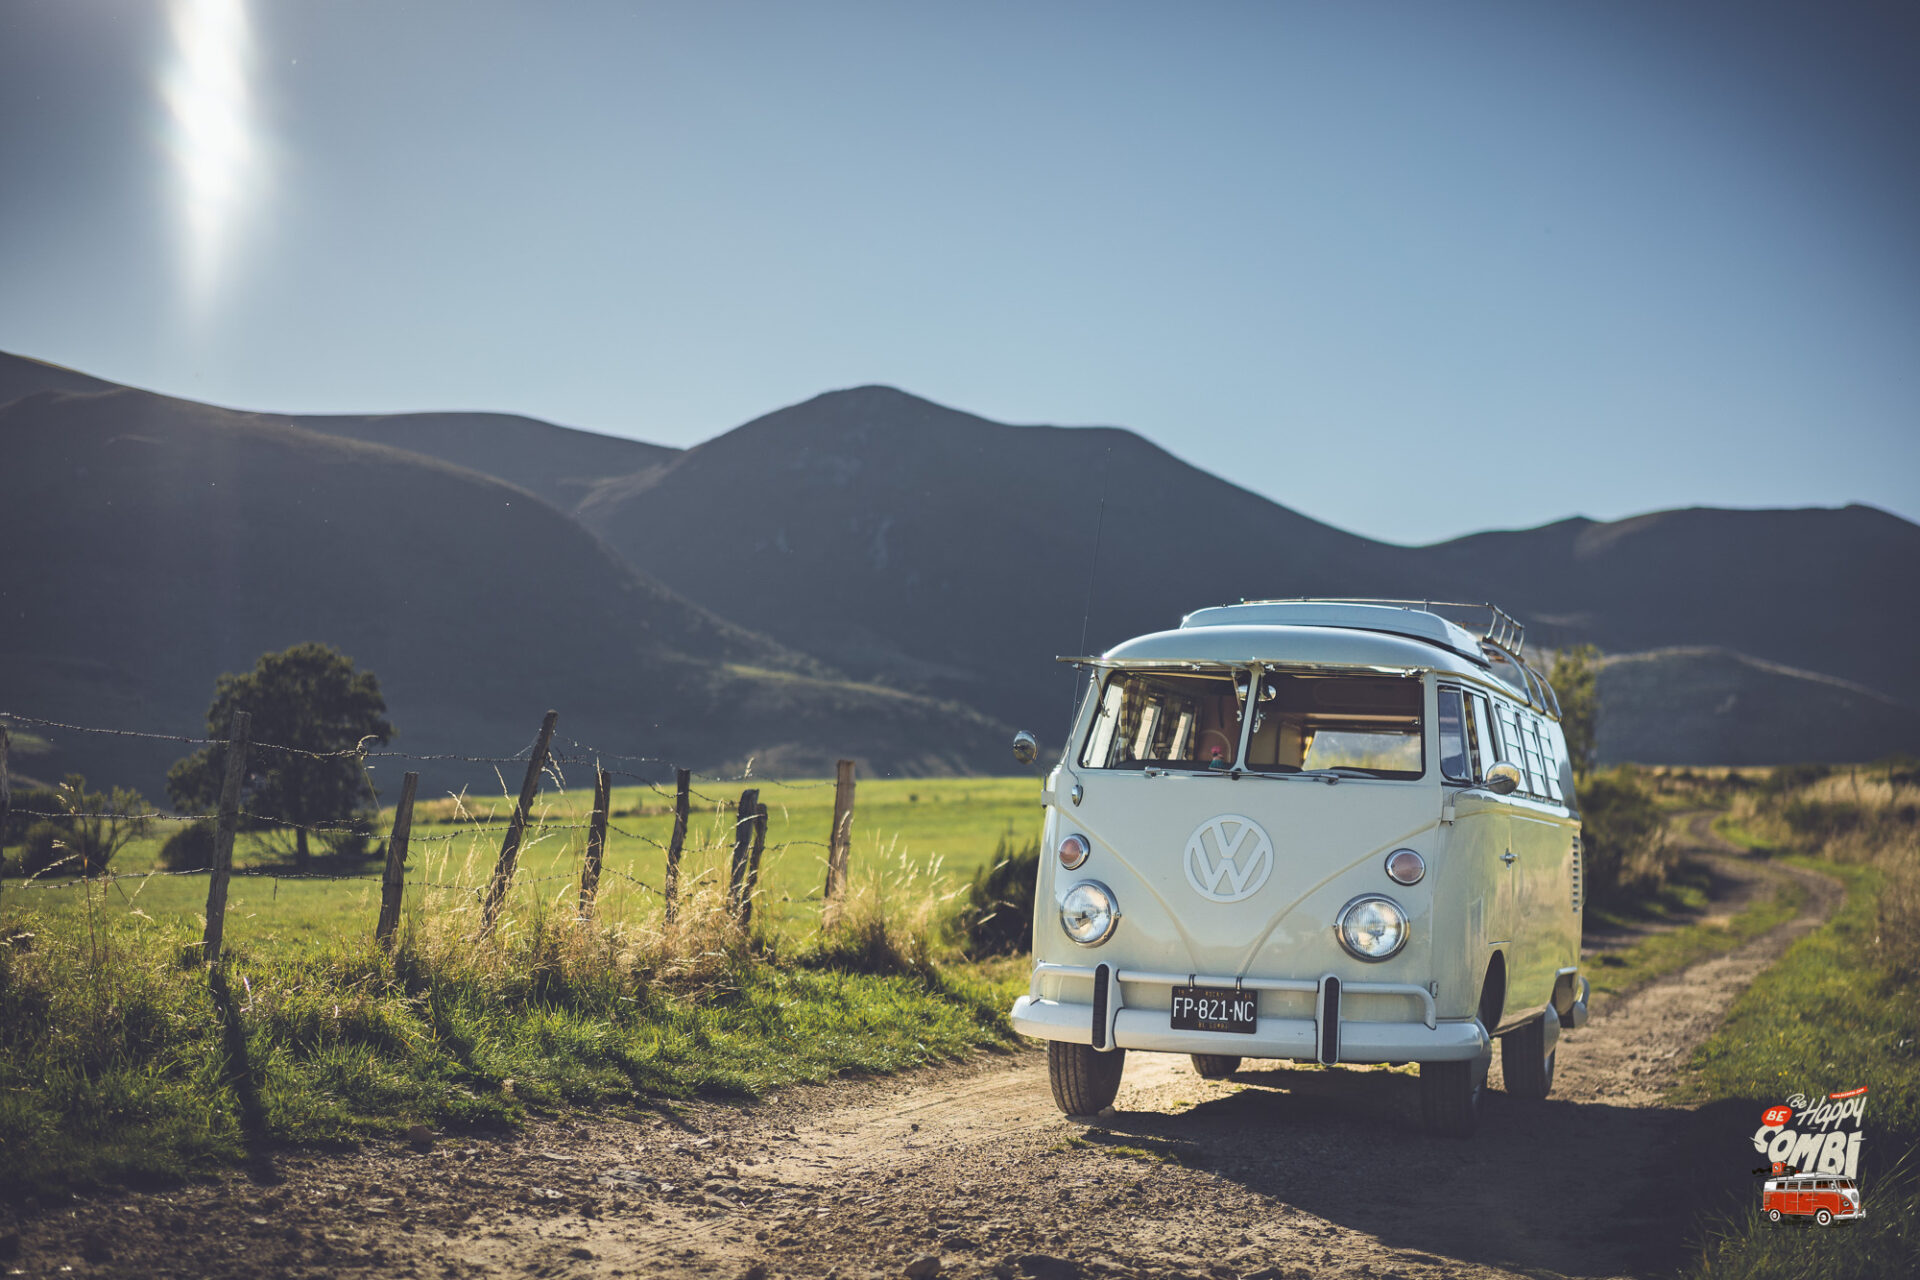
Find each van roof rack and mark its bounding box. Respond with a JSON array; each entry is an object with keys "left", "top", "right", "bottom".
[{"left": 1235, "top": 598, "right": 1527, "bottom": 659}]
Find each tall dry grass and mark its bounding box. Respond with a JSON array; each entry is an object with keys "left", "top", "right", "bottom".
[{"left": 1721, "top": 768, "right": 1920, "bottom": 982}]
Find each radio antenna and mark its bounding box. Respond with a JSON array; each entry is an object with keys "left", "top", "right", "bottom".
[{"left": 1071, "top": 445, "right": 1113, "bottom": 720}]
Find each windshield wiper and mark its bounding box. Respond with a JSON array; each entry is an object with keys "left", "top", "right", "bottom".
[{"left": 1254, "top": 766, "right": 1389, "bottom": 784}]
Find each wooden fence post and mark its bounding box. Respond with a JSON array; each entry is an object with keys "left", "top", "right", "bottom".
[
  {"left": 482, "top": 710, "right": 559, "bottom": 936},
  {"left": 662, "top": 768, "right": 689, "bottom": 926},
  {"left": 739, "top": 802, "right": 769, "bottom": 928},
  {"left": 728, "top": 788, "right": 760, "bottom": 921},
  {"left": 375, "top": 771, "right": 419, "bottom": 948},
  {"left": 579, "top": 768, "right": 611, "bottom": 919},
  {"left": 1, "top": 723, "right": 10, "bottom": 916},
  {"left": 822, "top": 759, "right": 856, "bottom": 922},
  {"left": 203, "top": 709, "right": 251, "bottom": 961}
]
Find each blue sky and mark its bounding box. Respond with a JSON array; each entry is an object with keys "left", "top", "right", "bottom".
[{"left": 2, "top": 1, "right": 1915, "bottom": 544}]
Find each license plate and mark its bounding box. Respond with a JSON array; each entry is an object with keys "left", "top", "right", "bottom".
[{"left": 1170, "top": 984, "right": 1257, "bottom": 1034}]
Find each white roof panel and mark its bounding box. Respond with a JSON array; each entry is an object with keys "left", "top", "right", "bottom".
[
  {"left": 1102, "top": 623, "right": 1488, "bottom": 678},
  {"left": 1180, "top": 601, "right": 1490, "bottom": 665}
]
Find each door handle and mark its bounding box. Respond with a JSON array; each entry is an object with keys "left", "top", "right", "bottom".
[{"left": 1501, "top": 851, "right": 1518, "bottom": 865}]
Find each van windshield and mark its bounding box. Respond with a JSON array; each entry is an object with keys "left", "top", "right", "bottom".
[
  {"left": 1081, "top": 668, "right": 1247, "bottom": 770},
  {"left": 1244, "top": 673, "right": 1425, "bottom": 780}
]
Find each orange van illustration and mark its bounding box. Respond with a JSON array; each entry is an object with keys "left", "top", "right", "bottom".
[{"left": 1762, "top": 1174, "right": 1863, "bottom": 1226}]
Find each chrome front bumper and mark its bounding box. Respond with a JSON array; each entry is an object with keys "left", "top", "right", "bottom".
[{"left": 1010, "top": 963, "right": 1490, "bottom": 1064}]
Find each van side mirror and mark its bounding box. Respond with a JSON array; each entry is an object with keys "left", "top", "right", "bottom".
[
  {"left": 1481, "top": 761, "right": 1522, "bottom": 795},
  {"left": 1012, "top": 730, "right": 1038, "bottom": 766}
]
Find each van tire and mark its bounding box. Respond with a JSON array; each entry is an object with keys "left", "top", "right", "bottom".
[
  {"left": 1190, "top": 1054, "right": 1241, "bottom": 1079},
  {"left": 1420, "top": 1044, "right": 1488, "bottom": 1138},
  {"left": 1768, "top": 1209, "right": 1782, "bottom": 1223},
  {"left": 1500, "top": 1015, "right": 1555, "bottom": 1099},
  {"left": 1815, "top": 1209, "right": 1832, "bottom": 1227},
  {"left": 1048, "top": 1041, "right": 1126, "bottom": 1115}
]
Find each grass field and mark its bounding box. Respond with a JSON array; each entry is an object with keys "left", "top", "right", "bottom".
[
  {"left": 0, "top": 775, "right": 1043, "bottom": 1196},
  {"left": 4, "top": 775, "right": 1046, "bottom": 949}
]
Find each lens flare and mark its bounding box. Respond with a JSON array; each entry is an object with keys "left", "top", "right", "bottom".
[{"left": 161, "top": 0, "right": 257, "bottom": 312}]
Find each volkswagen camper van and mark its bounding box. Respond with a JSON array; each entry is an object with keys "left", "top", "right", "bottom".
[{"left": 1009, "top": 600, "right": 1590, "bottom": 1137}]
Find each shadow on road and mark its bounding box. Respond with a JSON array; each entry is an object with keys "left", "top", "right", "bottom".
[{"left": 1097, "top": 1061, "right": 1702, "bottom": 1278}]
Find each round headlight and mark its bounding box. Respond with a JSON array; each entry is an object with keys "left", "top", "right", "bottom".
[
  {"left": 1058, "top": 833, "right": 1090, "bottom": 870},
  {"left": 1059, "top": 880, "right": 1119, "bottom": 946},
  {"left": 1336, "top": 895, "right": 1409, "bottom": 961},
  {"left": 1385, "top": 849, "right": 1425, "bottom": 885}
]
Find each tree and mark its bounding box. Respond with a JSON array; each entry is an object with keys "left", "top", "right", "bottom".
[
  {"left": 168, "top": 643, "right": 394, "bottom": 866},
  {"left": 1548, "top": 644, "right": 1601, "bottom": 781}
]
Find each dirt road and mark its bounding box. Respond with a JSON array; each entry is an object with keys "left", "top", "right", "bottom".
[{"left": 5, "top": 827, "right": 1842, "bottom": 1280}]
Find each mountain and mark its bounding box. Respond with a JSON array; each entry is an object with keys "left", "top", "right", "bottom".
[
  {"left": 1403, "top": 505, "right": 1920, "bottom": 714},
  {"left": 1595, "top": 648, "right": 1920, "bottom": 766},
  {"left": 0, "top": 351, "right": 678, "bottom": 513},
  {"left": 0, "top": 351, "right": 114, "bottom": 404},
  {"left": 1, "top": 384, "right": 1012, "bottom": 799},
  {"left": 7, "top": 351, "right": 1914, "bottom": 777},
  {"left": 577, "top": 386, "right": 1920, "bottom": 755},
  {"left": 281, "top": 412, "right": 677, "bottom": 511},
  {"left": 576, "top": 386, "right": 1395, "bottom": 729}
]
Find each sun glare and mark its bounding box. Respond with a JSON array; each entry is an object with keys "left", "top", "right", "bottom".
[{"left": 161, "top": 0, "right": 258, "bottom": 314}]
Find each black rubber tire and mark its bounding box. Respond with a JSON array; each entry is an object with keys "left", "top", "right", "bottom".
[
  {"left": 1768, "top": 1209, "right": 1782, "bottom": 1223},
  {"left": 1420, "top": 1047, "right": 1488, "bottom": 1137},
  {"left": 1190, "top": 1054, "right": 1242, "bottom": 1079},
  {"left": 1816, "top": 1209, "right": 1832, "bottom": 1227},
  {"left": 1500, "top": 1015, "right": 1556, "bottom": 1099},
  {"left": 1048, "top": 1041, "right": 1126, "bottom": 1115}
]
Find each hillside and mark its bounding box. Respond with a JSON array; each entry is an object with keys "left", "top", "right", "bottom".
[
  {"left": 281, "top": 410, "right": 678, "bottom": 511},
  {"left": 577, "top": 386, "right": 1920, "bottom": 753},
  {"left": 1595, "top": 648, "right": 1920, "bottom": 766},
  {"left": 0, "top": 351, "right": 678, "bottom": 513},
  {"left": 0, "top": 386, "right": 1012, "bottom": 798},
  {"left": 577, "top": 385, "right": 1395, "bottom": 728},
  {"left": 7, "top": 351, "right": 1914, "bottom": 774}
]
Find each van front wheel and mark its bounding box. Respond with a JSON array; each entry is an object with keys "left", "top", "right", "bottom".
[
  {"left": 1815, "top": 1209, "right": 1832, "bottom": 1227},
  {"left": 1190, "top": 1054, "right": 1241, "bottom": 1079},
  {"left": 1048, "top": 1041, "right": 1126, "bottom": 1116},
  {"left": 1500, "top": 1015, "right": 1555, "bottom": 1099},
  {"left": 1420, "top": 1052, "right": 1488, "bottom": 1137}
]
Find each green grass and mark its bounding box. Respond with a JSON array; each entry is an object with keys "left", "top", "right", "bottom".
[
  {"left": 0, "top": 776, "right": 1041, "bottom": 1197},
  {"left": 4, "top": 775, "right": 1044, "bottom": 949},
  {"left": 1587, "top": 865, "right": 1806, "bottom": 1002},
  {"left": 1675, "top": 858, "right": 1919, "bottom": 1279}
]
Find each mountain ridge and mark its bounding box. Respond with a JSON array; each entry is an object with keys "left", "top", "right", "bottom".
[{"left": 6, "top": 350, "right": 1914, "bottom": 774}]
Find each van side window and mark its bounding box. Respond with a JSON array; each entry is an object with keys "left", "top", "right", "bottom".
[
  {"left": 1465, "top": 692, "right": 1489, "bottom": 780},
  {"left": 1437, "top": 688, "right": 1471, "bottom": 782},
  {"left": 1493, "top": 702, "right": 1533, "bottom": 792},
  {"left": 1525, "top": 717, "right": 1559, "bottom": 802}
]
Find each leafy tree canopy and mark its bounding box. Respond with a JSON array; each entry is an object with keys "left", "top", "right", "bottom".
[
  {"left": 167, "top": 643, "right": 394, "bottom": 864},
  {"left": 1549, "top": 643, "right": 1601, "bottom": 780}
]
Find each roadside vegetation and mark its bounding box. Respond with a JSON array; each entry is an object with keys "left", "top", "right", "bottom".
[
  {"left": 1665, "top": 760, "right": 1920, "bottom": 1280},
  {"left": 0, "top": 828, "right": 1030, "bottom": 1197}
]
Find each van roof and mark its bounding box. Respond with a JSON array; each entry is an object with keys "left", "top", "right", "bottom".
[
  {"left": 1069, "top": 600, "right": 1560, "bottom": 717},
  {"left": 1182, "top": 600, "right": 1511, "bottom": 665}
]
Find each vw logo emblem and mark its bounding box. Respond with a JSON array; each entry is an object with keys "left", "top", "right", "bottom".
[{"left": 1183, "top": 814, "right": 1274, "bottom": 903}]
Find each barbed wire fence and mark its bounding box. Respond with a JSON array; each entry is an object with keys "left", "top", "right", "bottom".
[{"left": 0, "top": 708, "right": 861, "bottom": 962}]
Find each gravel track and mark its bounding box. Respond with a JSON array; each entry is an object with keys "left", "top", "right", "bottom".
[{"left": 2, "top": 820, "right": 1843, "bottom": 1280}]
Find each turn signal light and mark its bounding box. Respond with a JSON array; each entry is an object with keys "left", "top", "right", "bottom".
[
  {"left": 1385, "top": 849, "right": 1426, "bottom": 885},
  {"left": 1059, "top": 833, "right": 1091, "bottom": 869}
]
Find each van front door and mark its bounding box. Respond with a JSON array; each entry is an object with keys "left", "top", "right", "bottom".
[{"left": 1450, "top": 791, "right": 1515, "bottom": 994}]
